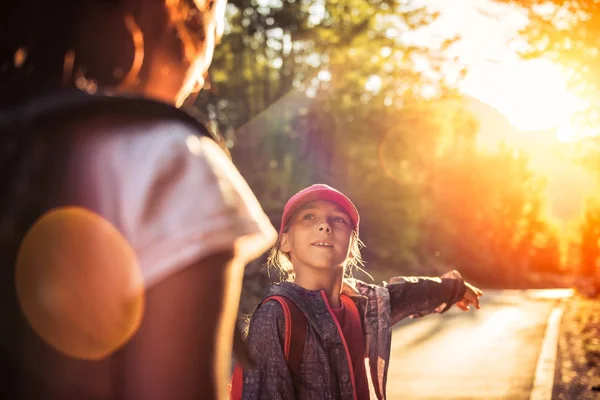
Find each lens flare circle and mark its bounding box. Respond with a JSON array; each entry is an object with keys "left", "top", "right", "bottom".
[{"left": 15, "top": 207, "right": 144, "bottom": 360}]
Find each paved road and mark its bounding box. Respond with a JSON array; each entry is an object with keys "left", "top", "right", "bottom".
[{"left": 386, "top": 289, "right": 573, "bottom": 400}]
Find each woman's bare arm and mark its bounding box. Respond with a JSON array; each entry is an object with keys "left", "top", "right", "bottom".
[{"left": 114, "top": 249, "right": 244, "bottom": 400}]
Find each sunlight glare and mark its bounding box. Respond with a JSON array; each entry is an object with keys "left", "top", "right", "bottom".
[
  {"left": 526, "top": 288, "right": 574, "bottom": 300},
  {"left": 462, "top": 59, "right": 585, "bottom": 141},
  {"left": 380, "top": 46, "right": 392, "bottom": 58},
  {"left": 556, "top": 125, "right": 578, "bottom": 143},
  {"left": 318, "top": 70, "right": 332, "bottom": 82},
  {"left": 308, "top": 1, "right": 326, "bottom": 26},
  {"left": 365, "top": 75, "right": 382, "bottom": 94}
]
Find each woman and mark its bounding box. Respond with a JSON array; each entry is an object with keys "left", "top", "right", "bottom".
[{"left": 0, "top": 1, "right": 276, "bottom": 398}]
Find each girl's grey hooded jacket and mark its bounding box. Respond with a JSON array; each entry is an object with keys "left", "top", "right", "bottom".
[{"left": 241, "top": 273, "right": 466, "bottom": 400}]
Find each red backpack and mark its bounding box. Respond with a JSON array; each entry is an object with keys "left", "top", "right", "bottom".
[{"left": 229, "top": 296, "right": 306, "bottom": 399}]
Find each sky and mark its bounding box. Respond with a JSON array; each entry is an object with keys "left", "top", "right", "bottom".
[
  {"left": 418, "top": 0, "right": 597, "bottom": 223},
  {"left": 422, "top": 0, "right": 584, "bottom": 137}
]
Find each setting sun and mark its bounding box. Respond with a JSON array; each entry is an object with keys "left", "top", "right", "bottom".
[{"left": 462, "top": 59, "right": 584, "bottom": 141}]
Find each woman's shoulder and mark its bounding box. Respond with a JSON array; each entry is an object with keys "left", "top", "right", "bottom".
[
  {"left": 64, "top": 115, "right": 276, "bottom": 288},
  {"left": 73, "top": 115, "right": 241, "bottom": 198},
  {"left": 66, "top": 113, "right": 238, "bottom": 202}
]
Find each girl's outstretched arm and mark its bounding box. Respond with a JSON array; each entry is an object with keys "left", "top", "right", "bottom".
[
  {"left": 386, "top": 271, "right": 467, "bottom": 325},
  {"left": 242, "top": 301, "right": 296, "bottom": 400}
]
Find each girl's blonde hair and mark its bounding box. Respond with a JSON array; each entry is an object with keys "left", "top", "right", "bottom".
[{"left": 266, "top": 218, "right": 366, "bottom": 282}]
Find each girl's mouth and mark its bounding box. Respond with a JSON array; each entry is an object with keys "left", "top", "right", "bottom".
[{"left": 312, "top": 242, "right": 334, "bottom": 248}]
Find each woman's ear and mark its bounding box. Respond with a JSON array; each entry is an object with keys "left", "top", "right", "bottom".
[{"left": 280, "top": 233, "right": 291, "bottom": 253}]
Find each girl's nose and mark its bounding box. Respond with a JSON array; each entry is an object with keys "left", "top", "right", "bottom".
[{"left": 318, "top": 222, "right": 332, "bottom": 233}]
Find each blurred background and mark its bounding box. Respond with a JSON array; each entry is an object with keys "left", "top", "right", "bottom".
[
  {"left": 193, "top": 1, "right": 600, "bottom": 397},
  {"left": 193, "top": 0, "right": 600, "bottom": 310}
]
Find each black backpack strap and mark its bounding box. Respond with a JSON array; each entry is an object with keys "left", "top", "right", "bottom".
[{"left": 0, "top": 91, "right": 229, "bottom": 154}]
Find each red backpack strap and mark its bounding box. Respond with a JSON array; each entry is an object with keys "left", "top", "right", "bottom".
[
  {"left": 229, "top": 364, "right": 243, "bottom": 400},
  {"left": 229, "top": 296, "right": 306, "bottom": 400},
  {"left": 277, "top": 296, "right": 306, "bottom": 378}
]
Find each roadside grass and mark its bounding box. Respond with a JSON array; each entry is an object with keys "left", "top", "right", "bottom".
[{"left": 554, "top": 294, "right": 600, "bottom": 399}]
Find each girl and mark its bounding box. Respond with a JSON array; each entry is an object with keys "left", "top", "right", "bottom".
[
  {"left": 237, "top": 184, "right": 482, "bottom": 400},
  {"left": 0, "top": 0, "right": 276, "bottom": 399}
]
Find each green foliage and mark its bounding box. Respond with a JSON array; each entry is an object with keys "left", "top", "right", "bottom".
[{"left": 198, "top": 0, "right": 554, "bottom": 289}]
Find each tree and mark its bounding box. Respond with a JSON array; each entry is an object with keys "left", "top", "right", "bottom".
[
  {"left": 197, "top": 0, "right": 557, "bottom": 309},
  {"left": 492, "top": 0, "right": 600, "bottom": 130},
  {"left": 492, "top": 0, "right": 600, "bottom": 287},
  {"left": 197, "top": 1, "right": 470, "bottom": 307},
  {"left": 416, "top": 98, "right": 552, "bottom": 287},
  {"left": 580, "top": 199, "right": 600, "bottom": 278}
]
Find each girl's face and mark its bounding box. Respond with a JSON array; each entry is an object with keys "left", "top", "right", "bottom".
[{"left": 280, "top": 200, "right": 354, "bottom": 272}]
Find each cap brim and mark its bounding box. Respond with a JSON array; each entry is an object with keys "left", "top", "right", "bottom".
[{"left": 281, "top": 188, "right": 359, "bottom": 232}]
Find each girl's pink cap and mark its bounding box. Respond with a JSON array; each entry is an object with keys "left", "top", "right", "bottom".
[{"left": 280, "top": 184, "right": 360, "bottom": 233}]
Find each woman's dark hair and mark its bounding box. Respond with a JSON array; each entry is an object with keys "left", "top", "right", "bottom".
[
  {"left": 0, "top": 0, "right": 211, "bottom": 108},
  {"left": 2, "top": 1, "right": 112, "bottom": 107}
]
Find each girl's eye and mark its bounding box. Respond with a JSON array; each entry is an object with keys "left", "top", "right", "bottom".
[
  {"left": 302, "top": 213, "right": 314, "bottom": 220},
  {"left": 332, "top": 217, "right": 347, "bottom": 224}
]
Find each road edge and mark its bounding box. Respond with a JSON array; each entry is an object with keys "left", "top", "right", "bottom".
[{"left": 529, "top": 304, "right": 565, "bottom": 400}]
